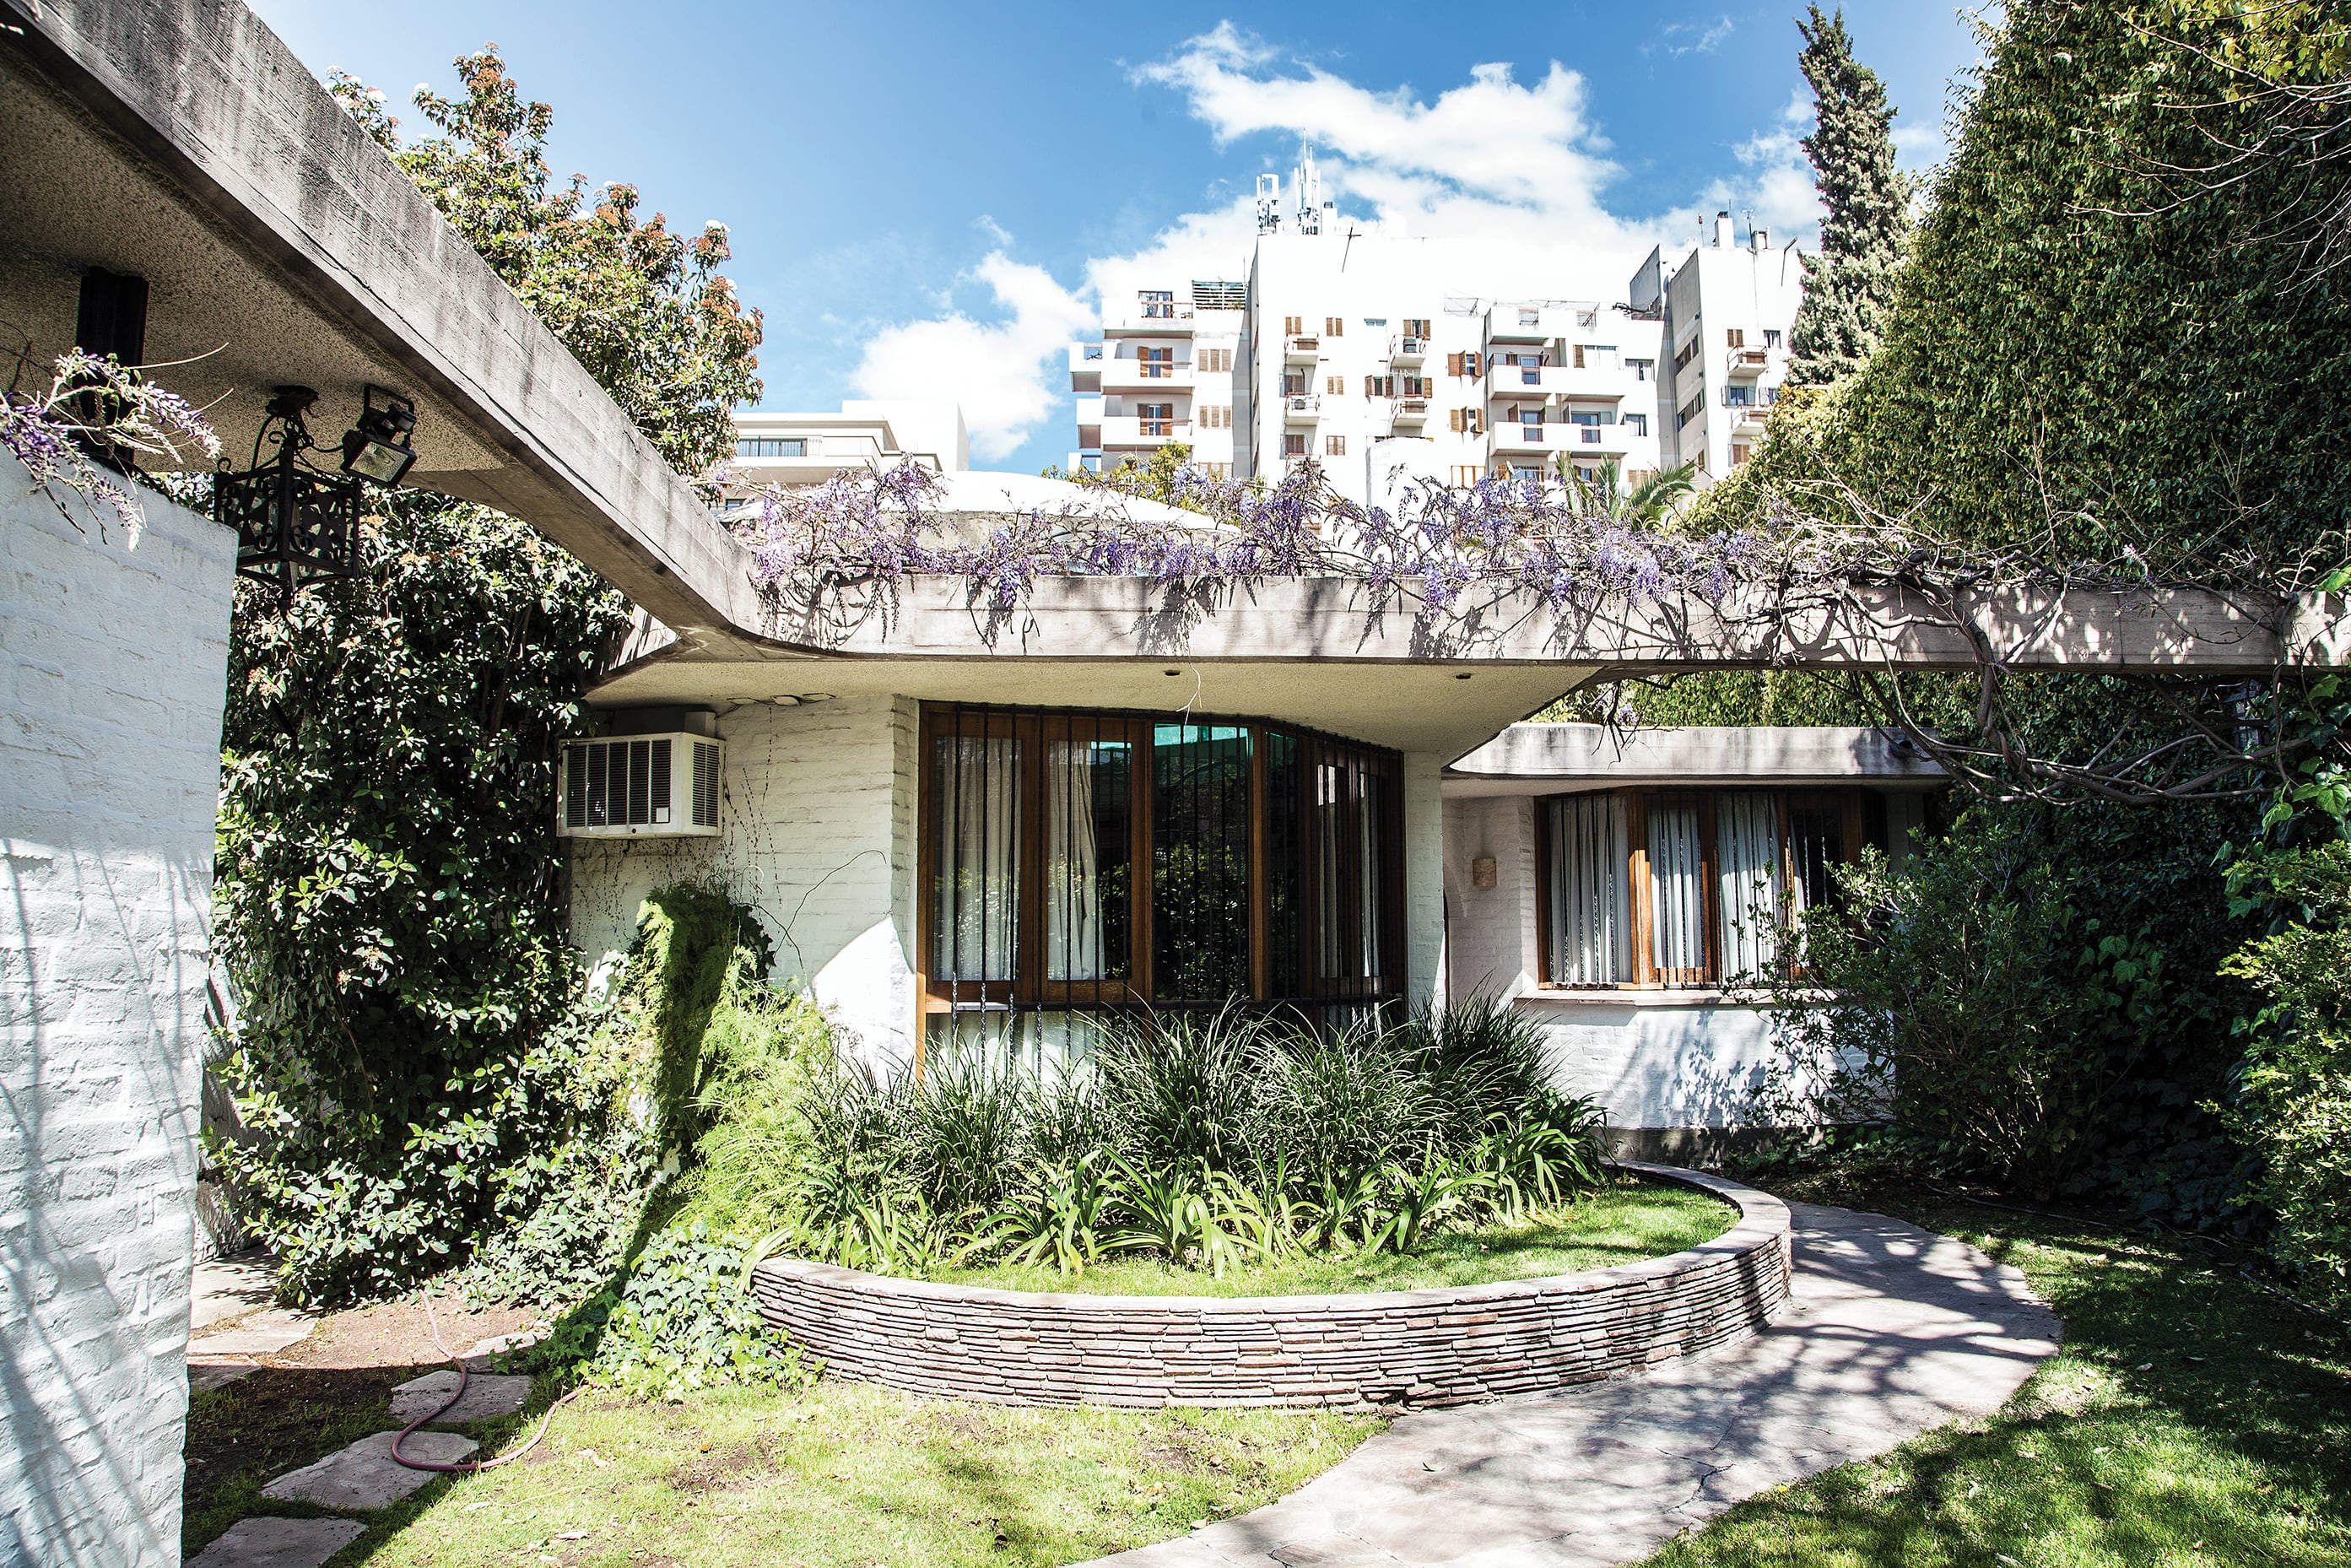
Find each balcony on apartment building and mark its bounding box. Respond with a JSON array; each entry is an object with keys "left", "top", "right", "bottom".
[
  {"left": 1100, "top": 415, "right": 1193, "bottom": 449},
  {"left": 1724, "top": 346, "right": 1771, "bottom": 379},
  {"left": 1388, "top": 333, "right": 1429, "bottom": 365},
  {"left": 1719, "top": 389, "right": 1775, "bottom": 435},
  {"left": 1488, "top": 419, "right": 1631, "bottom": 458},
  {"left": 1068, "top": 342, "right": 1103, "bottom": 394},
  {"left": 1100, "top": 357, "right": 1196, "bottom": 392},
  {"left": 1284, "top": 334, "right": 1322, "bottom": 364},
  {"left": 1282, "top": 392, "right": 1322, "bottom": 423},
  {"left": 1388, "top": 397, "right": 1431, "bottom": 430}
]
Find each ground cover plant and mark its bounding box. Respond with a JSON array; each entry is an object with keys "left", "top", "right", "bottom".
[
  {"left": 1635, "top": 1184, "right": 2351, "bottom": 1568},
  {"left": 928, "top": 1176, "right": 1730, "bottom": 1297}
]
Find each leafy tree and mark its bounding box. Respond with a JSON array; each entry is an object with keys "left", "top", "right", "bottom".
[
  {"left": 216, "top": 51, "right": 762, "bottom": 1303},
  {"left": 1785, "top": 7, "right": 1913, "bottom": 387},
  {"left": 330, "top": 53, "right": 759, "bottom": 475}
]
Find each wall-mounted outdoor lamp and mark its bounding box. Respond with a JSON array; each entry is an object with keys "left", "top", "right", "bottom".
[
  {"left": 339, "top": 384, "right": 418, "bottom": 484},
  {"left": 219, "top": 384, "right": 417, "bottom": 605}
]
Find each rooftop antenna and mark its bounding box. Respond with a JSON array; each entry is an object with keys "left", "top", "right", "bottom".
[
  {"left": 1294, "top": 142, "right": 1322, "bottom": 236},
  {"left": 1255, "top": 173, "right": 1280, "bottom": 235}
]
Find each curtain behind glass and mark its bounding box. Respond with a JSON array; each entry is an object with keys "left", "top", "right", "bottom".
[
  {"left": 1648, "top": 801, "right": 1706, "bottom": 981},
  {"left": 1715, "top": 792, "right": 1782, "bottom": 983},
  {"left": 1045, "top": 740, "right": 1101, "bottom": 980},
  {"left": 932, "top": 733, "right": 1019, "bottom": 981},
  {"left": 1546, "top": 794, "right": 1629, "bottom": 985},
  {"left": 1046, "top": 738, "right": 1132, "bottom": 982}
]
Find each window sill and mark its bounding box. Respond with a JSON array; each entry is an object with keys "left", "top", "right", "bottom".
[{"left": 1515, "top": 987, "right": 1802, "bottom": 1009}]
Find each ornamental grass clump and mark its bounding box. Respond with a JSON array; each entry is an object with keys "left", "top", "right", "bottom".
[{"left": 768, "top": 1000, "right": 1610, "bottom": 1283}]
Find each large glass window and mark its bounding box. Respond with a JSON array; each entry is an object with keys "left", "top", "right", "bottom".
[
  {"left": 1541, "top": 788, "right": 1870, "bottom": 988},
  {"left": 921, "top": 706, "right": 1402, "bottom": 1052},
  {"left": 1151, "top": 723, "right": 1251, "bottom": 1001}
]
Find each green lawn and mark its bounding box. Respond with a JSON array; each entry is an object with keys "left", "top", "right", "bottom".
[
  {"left": 926, "top": 1176, "right": 1734, "bottom": 1298},
  {"left": 332, "top": 1380, "right": 1378, "bottom": 1568},
  {"left": 1636, "top": 1191, "right": 2351, "bottom": 1568}
]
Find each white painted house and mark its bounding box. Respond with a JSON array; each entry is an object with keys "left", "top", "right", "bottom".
[{"left": 0, "top": 3, "right": 2336, "bottom": 1563}]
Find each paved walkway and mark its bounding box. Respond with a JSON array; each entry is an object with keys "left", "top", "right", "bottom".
[{"left": 1087, "top": 1202, "right": 2062, "bottom": 1568}]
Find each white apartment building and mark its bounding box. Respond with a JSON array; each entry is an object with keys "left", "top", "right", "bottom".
[
  {"left": 1069, "top": 282, "right": 1246, "bottom": 477},
  {"left": 730, "top": 399, "right": 970, "bottom": 491},
  {"left": 1640, "top": 214, "right": 1808, "bottom": 477},
  {"left": 1067, "top": 191, "right": 1803, "bottom": 505}
]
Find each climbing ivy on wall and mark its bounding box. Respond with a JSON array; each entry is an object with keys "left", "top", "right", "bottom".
[{"left": 211, "top": 49, "right": 764, "bottom": 1303}]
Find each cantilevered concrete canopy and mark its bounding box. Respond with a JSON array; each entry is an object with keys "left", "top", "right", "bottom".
[
  {"left": 590, "top": 573, "right": 2347, "bottom": 760},
  {"left": 0, "top": 0, "right": 770, "bottom": 658},
  {"left": 1445, "top": 723, "right": 1950, "bottom": 796},
  {"left": 13, "top": 0, "right": 2341, "bottom": 764}
]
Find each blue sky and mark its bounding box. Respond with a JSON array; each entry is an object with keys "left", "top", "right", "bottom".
[{"left": 251, "top": 1, "right": 1984, "bottom": 473}]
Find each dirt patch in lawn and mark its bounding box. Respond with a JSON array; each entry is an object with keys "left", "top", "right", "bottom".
[{"left": 264, "top": 1293, "right": 546, "bottom": 1371}]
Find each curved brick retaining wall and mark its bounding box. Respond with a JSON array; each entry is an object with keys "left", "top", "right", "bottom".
[{"left": 749, "top": 1163, "right": 1792, "bottom": 1409}]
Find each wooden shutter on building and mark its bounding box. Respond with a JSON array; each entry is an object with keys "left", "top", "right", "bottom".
[{"left": 1447, "top": 352, "right": 1465, "bottom": 377}]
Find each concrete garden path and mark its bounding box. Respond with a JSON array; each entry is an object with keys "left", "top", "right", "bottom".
[{"left": 1087, "top": 1201, "right": 2062, "bottom": 1568}]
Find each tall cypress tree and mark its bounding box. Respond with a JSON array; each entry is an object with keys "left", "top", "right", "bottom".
[{"left": 1786, "top": 8, "right": 1911, "bottom": 386}]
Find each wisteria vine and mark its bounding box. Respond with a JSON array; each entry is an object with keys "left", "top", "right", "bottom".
[
  {"left": 2, "top": 349, "right": 221, "bottom": 541},
  {"left": 732, "top": 458, "right": 1760, "bottom": 619}
]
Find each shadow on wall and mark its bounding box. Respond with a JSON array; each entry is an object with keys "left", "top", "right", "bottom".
[
  {"left": 1, "top": 785, "right": 208, "bottom": 1568},
  {"left": 1527, "top": 1000, "right": 1811, "bottom": 1137},
  {"left": 3, "top": 465, "right": 229, "bottom": 1565},
  {"left": 564, "top": 695, "right": 916, "bottom": 1069}
]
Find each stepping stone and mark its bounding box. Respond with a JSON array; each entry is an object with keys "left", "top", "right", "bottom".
[
  {"left": 462, "top": 1328, "right": 544, "bottom": 1364},
  {"left": 190, "top": 1256, "right": 280, "bottom": 1333},
  {"left": 190, "top": 1361, "right": 258, "bottom": 1392},
  {"left": 185, "top": 1517, "right": 365, "bottom": 1568},
  {"left": 189, "top": 1307, "right": 318, "bottom": 1357},
  {"left": 261, "top": 1430, "right": 478, "bottom": 1509},
  {"left": 389, "top": 1370, "right": 532, "bottom": 1425}
]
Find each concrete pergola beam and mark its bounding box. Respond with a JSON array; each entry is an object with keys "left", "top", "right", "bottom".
[
  {"left": 700, "top": 575, "right": 2343, "bottom": 674},
  {"left": 0, "top": 0, "right": 770, "bottom": 657}
]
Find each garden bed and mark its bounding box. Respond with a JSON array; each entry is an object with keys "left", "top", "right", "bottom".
[
  {"left": 923, "top": 1172, "right": 1732, "bottom": 1298},
  {"left": 750, "top": 1163, "right": 1791, "bottom": 1410}
]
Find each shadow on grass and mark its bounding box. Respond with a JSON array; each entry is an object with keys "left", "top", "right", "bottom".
[
  {"left": 1643, "top": 1194, "right": 2351, "bottom": 1567},
  {"left": 181, "top": 1365, "right": 425, "bottom": 1555}
]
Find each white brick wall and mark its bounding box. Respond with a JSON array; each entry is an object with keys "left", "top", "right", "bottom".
[
  {"left": 2, "top": 457, "right": 236, "bottom": 1567},
  {"left": 1442, "top": 794, "right": 1804, "bottom": 1134},
  {"left": 568, "top": 695, "right": 919, "bottom": 1070}
]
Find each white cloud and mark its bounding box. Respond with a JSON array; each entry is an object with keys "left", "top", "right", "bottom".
[
  {"left": 854, "top": 24, "right": 1835, "bottom": 463},
  {"left": 850, "top": 250, "right": 1094, "bottom": 462},
  {"left": 1661, "top": 16, "right": 1736, "bottom": 57}
]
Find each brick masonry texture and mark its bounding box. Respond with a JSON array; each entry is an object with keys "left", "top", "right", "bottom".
[
  {"left": 751, "top": 1164, "right": 1792, "bottom": 1410},
  {"left": 1, "top": 460, "right": 237, "bottom": 1566}
]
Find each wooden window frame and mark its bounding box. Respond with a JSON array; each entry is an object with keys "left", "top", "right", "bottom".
[
  {"left": 918, "top": 705, "right": 1404, "bottom": 1033},
  {"left": 1533, "top": 785, "right": 1872, "bottom": 991}
]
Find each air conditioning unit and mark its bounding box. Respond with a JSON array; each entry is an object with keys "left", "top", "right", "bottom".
[{"left": 558, "top": 733, "right": 722, "bottom": 837}]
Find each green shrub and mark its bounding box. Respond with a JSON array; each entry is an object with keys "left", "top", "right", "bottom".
[
  {"left": 1756, "top": 808, "right": 2220, "bottom": 1198},
  {"left": 773, "top": 1001, "right": 1610, "bottom": 1280},
  {"left": 2224, "top": 840, "right": 2351, "bottom": 1306},
  {"left": 561, "top": 1223, "right": 813, "bottom": 1403}
]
